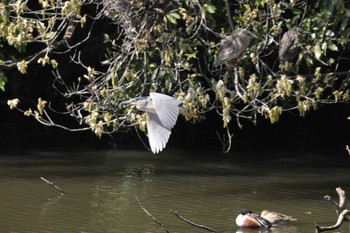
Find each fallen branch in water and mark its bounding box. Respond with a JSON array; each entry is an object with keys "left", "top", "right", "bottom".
[
  {"left": 323, "top": 187, "right": 347, "bottom": 217},
  {"left": 135, "top": 196, "right": 170, "bottom": 233},
  {"left": 170, "top": 210, "right": 217, "bottom": 232},
  {"left": 315, "top": 209, "right": 350, "bottom": 233},
  {"left": 40, "top": 177, "right": 64, "bottom": 195},
  {"left": 315, "top": 187, "right": 350, "bottom": 232}
]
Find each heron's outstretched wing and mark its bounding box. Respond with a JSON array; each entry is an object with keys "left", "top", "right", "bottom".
[
  {"left": 150, "top": 92, "right": 181, "bottom": 130},
  {"left": 146, "top": 112, "right": 171, "bottom": 154}
]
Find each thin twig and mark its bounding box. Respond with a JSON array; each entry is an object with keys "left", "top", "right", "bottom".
[
  {"left": 324, "top": 187, "right": 347, "bottom": 216},
  {"left": 345, "top": 145, "right": 350, "bottom": 156},
  {"left": 40, "top": 177, "right": 64, "bottom": 195},
  {"left": 324, "top": 195, "right": 339, "bottom": 208},
  {"left": 224, "top": 127, "right": 233, "bottom": 153},
  {"left": 224, "top": 0, "right": 234, "bottom": 32},
  {"left": 135, "top": 196, "right": 170, "bottom": 233},
  {"left": 134, "top": 126, "right": 151, "bottom": 152},
  {"left": 170, "top": 210, "right": 217, "bottom": 232},
  {"left": 216, "top": 127, "right": 234, "bottom": 153}
]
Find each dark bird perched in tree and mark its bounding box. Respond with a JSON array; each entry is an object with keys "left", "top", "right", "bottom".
[
  {"left": 214, "top": 29, "right": 260, "bottom": 68},
  {"left": 279, "top": 27, "right": 303, "bottom": 64}
]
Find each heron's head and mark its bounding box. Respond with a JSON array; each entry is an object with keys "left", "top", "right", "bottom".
[
  {"left": 292, "top": 27, "right": 307, "bottom": 33},
  {"left": 238, "top": 29, "right": 261, "bottom": 40},
  {"left": 119, "top": 96, "right": 148, "bottom": 109}
]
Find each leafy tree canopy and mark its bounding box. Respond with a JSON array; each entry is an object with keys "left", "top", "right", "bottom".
[{"left": 1, "top": 0, "right": 350, "bottom": 147}]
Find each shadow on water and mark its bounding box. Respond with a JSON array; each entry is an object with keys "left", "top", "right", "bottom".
[{"left": 1, "top": 149, "right": 350, "bottom": 232}]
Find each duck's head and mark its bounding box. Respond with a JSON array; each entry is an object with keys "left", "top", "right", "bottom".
[{"left": 240, "top": 209, "right": 253, "bottom": 215}]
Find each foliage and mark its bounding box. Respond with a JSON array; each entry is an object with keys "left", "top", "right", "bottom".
[{"left": 2, "top": 0, "right": 350, "bottom": 145}]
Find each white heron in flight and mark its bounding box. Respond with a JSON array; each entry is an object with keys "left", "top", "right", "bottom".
[{"left": 120, "top": 92, "right": 189, "bottom": 154}]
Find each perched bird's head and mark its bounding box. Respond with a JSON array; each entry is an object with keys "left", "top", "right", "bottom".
[
  {"left": 279, "top": 27, "right": 307, "bottom": 64},
  {"left": 214, "top": 29, "right": 260, "bottom": 68},
  {"left": 237, "top": 29, "right": 261, "bottom": 40}
]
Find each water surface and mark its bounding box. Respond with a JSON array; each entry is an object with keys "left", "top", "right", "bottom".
[{"left": 1, "top": 150, "right": 350, "bottom": 232}]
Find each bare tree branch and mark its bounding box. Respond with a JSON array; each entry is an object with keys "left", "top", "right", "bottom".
[
  {"left": 170, "top": 210, "right": 217, "bottom": 232},
  {"left": 40, "top": 177, "right": 64, "bottom": 195},
  {"left": 316, "top": 187, "right": 350, "bottom": 232},
  {"left": 315, "top": 209, "right": 350, "bottom": 233},
  {"left": 323, "top": 187, "right": 347, "bottom": 216},
  {"left": 135, "top": 196, "right": 170, "bottom": 233}
]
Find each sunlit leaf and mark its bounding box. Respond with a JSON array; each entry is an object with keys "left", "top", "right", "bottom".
[
  {"left": 0, "top": 73, "right": 7, "bottom": 91},
  {"left": 166, "top": 14, "right": 178, "bottom": 24},
  {"left": 170, "top": 12, "right": 181, "bottom": 19},
  {"left": 322, "top": 41, "right": 327, "bottom": 55},
  {"left": 304, "top": 54, "right": 314, "bottom": 67},
  {"left": 24, "top": 109, "right": 33, "bottom": 116},
  {"left": 333, "top": 90, "right": 342, "bottom": 102},
  {"left": 37, "top": 98, "right": 47, "bottom": 115},
  {"left": 17, "top": 60, "right": 28, "bottom": 74},
  {"left": 7, "top": 99, "right": 20, "bottom": 110},
  {"left": 269, "top": 106, "right": 282, "bottom": 124},
  {"left": 328, "top": 43, "right": 338, "bottom": 51},
  {"left": 314, "top": 43, "right": 322, "bottom": 59},
  {"left": 204, "top": 4, "right": 216, "bottom": 14}
]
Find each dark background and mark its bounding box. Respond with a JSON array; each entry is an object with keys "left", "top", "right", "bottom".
[{"left": 1, "top": 98, "right": 349, "bottom": 155}]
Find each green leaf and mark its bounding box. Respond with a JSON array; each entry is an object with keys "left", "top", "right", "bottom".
[
  {"left": 204, "top": 4, "right": 217, "bottom": 14},
  {"left": 170, "top": 12, "right": 181, "bottom": 19},
  {"left": 166, "top": 14, "right": 178, "bottom": 24},
  {"left": 185, "top": 52, "right": 197, "bottom": 60},
  {"left": 322, "top": 41, "right": 327, "bottom": 55},
  {"left": 304, "top": 54, "right": 314, "bottom": 67},
  {"left": 328, "top": 43, "right": 338, "bottom": 51},
  {"left": 0, "top": 73, "right": 7, "bottom": 91},
  {"left": 314, "top": 43, "right": 322, "bottom": 59}
]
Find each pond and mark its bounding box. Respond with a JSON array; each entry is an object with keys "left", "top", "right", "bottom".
[{"left": 0, "top": 149, "right": 350, "bottom": 233}]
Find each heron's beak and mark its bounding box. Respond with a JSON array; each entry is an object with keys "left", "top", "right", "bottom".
[
  {"left": 118, "top": 99, "right": 134, "bottom": 108},
  {"left": 245, "top": 29, "right": 262, "bottom": 40},
  {"left": 253, "top": 34, "right": 262, "bottom": 40}
]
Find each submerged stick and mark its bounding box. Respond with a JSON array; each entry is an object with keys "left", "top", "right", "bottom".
[
  {"left": 324, "top": 187, "right": 347, "bottom": 216},
  {"left": 316, "top": 187, "right": 350, "bottom": 232},
  {"left": 323, "top": 195, "right": 338, "bottom": 207},
  {"left": 315, "top": 209, "right": 350, "bottom": 233},
  {"left": 135, "top": 196, "right": 169, "bottom": 233},
  {"left": 40, "top": 177, "right": 64, "bottom": 195},
  {"left": 170, "top": 210, "right": 217, "bottom": 232}
]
